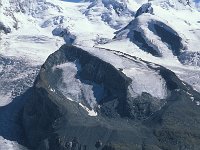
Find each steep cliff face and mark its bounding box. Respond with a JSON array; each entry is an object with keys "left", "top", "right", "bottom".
[{"left": 23, "top": 45, "right": 200, "bottom": 150}]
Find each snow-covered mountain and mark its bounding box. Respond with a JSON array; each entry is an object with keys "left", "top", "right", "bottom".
[
  {"left": 82, "top": 0, "right": 134, "bottom": 29},
  {"left": 97, "top": 1, "right": 200, "bottom": 92},
  {"left": 0, "top": 0, "right": 200, "bottom": 149}
]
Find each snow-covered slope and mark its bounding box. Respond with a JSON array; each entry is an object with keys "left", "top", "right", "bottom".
[
  {"left": 0, "top": 136, "right": 27, "bottom": 150},
  {"left": 97, "top": 1, "right": 200, "bottom": 92},
  {"left": 134, "top": 0, "right": 197, "bottom": 9},
  {"left": 82, "top": 0, "right": 134, "bottom": 29}
]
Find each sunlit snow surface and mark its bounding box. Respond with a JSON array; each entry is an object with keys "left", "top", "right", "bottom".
[{"left": 0, "top": 136, "right": 27, "bottom": 150}]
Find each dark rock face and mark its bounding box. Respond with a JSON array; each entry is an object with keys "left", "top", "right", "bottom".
[
  {"left": 128, "top": 30, "right": 161, "bottom": 57},
  {"left": 52, "top": 27, "right": 76, "bottom": 44},
  {"left": 23, "top": 87, "right": 61, "bottom": 148},
  {"left": 0, "top": 22, "right": 11, "bottom": 34},
  {"left": 179, "top": 51, "right": 200, "bottom": 67},
  {"left": 149, "top": 22, "right": 199, "bottom": 67},
  {"left": 127, "top": 92, "right": 162, "bottom": 120},
  {"left": 135, "top": 3, "right": 153, "bottom": 18},
  {"left": 102, "top": 0, "right": 128, "bottom": 16},
  {"left": 23, "top": 45, "right": 200, "bottom": 150},
  {"left": 151, "top": 23, "right": 183, "bottom": 56},
  {"left": 34, "top": 45, "right": 133, "bottom": 117},
  {"left": 114, "top": 16, "right": 187, "bottom": 59}
]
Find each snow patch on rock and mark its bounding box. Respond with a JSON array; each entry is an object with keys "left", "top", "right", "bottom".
[
  {"left": 79, "top": 103, "right": 97, "bottom": 116},
  {"left": 53, "top": 61, "right": 106, "bottom": 109},
  {"left": 0, "top": 136, "right": 27, "bottom": 150},
  {"left": 123, "top": 67, "right": 167, "bottom": 99}
]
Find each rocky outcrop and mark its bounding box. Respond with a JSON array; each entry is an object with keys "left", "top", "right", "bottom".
[
  {"left": 0, "top": 22, "right": 11, "bottom": 34},
  {"left": 113, "top": 13, "right": 195, "bottom": 65},
  {"left": 52, "top": 27, "right": 76, "bottom": 44},
  {"left": 150, "top": 23, "right": 183, "bottom": 56},
  {"left": 23, "top": 45, "right": 200, "bottom": 150},
  {"left": 41, "top": 16, "right": 65, "bottom": 28},
  {"left": 135, "top": 3, "right": 153, "bottom": 18},
  {"left": 179, "top": 51, "right": 200, "bottom": 67}
]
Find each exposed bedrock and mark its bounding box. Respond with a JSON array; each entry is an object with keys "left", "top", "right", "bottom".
[
  {"left": 135, "top": 3, "right": 154, "bottom": 18},
  {"left": 52, "top": 26, "right": 76, "bottom": 44},
  {"left": 0, "top": 22, "right": 11, "bottom": 34},
  {"left": 23, "top": 45, "right": 200, "bottom": 150}
]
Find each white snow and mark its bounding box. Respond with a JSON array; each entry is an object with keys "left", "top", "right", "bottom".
[
  {"left": 52, "top": 61, "right": 99, "bottom": 116},
  {"left": 186, "top": 91, "right": 192, "bottom": 96},
  {"left": 190, "top": 96, "right": 194, "bottom": 101},
  {"left": 123, "top": 68, "right": 167, "bottom": 99},
  {"left": 79, "top": 103, "right": 97, "bottom": 117},
  {"left": 0, "top": 136, "right": 27, "bottom": 150},
  {"left": 53, "top": 61, "right": 105, "bottom": 109},
  {"left": 0, "top": 93, "right": 12, "bottom": 107},
  {"left": 50, "top": 88, "right": 55, "bottom": 92},
  {"left": 96, "top": 6, "right": 200, "bottom": 92}
]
